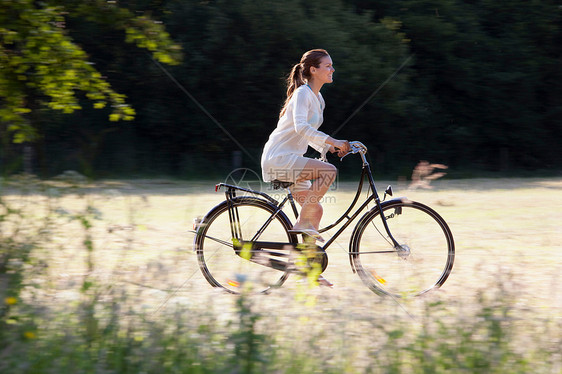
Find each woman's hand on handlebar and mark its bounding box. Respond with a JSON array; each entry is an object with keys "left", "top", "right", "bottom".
[
  {"left": 333, "top": 140, "right": 368, "bottom": 161},
  {"left": 334, "top": 139, "right": 351, "bottom": 157},
  {"left": 327, "top": 137, "right": 351, "bottom": 157}
]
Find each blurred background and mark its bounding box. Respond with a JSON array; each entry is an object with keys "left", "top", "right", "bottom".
[
  {"left": 1, "top": 3, "right": 561, "bottom": 372},
  {"left": 1, "top": 0, "right": 561, "bottom": 180}
]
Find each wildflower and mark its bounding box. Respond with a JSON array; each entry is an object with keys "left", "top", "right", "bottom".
[
  {"left": 4, "top": 297, "right": 17, "bottom": 305},
  {"left": 24, "top": 331, "right": 36, "bottom": 339}
]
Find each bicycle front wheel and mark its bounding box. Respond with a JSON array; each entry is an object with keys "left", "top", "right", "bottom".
[
  {"left": 351, "top": 199, "right": 454, "bottom": 297},
  {"left": 195, "top": 197, "right": 297, "bottom": 294}
]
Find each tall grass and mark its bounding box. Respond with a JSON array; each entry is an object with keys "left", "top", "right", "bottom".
[{"left": 1, "top": 175, "right": 560, "bottom": 373}]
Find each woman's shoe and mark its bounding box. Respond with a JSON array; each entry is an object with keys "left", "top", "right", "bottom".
[{"left": 317, "top": 275, "right": 334, "bottom": 287}]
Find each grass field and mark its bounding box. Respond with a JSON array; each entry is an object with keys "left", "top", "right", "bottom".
[{"left": 1, "top": 175, "right": 561, "bottom": 373}]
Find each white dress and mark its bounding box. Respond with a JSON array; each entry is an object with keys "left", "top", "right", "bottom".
[{"left": 261, "top": 84, "right": 331, "bottom": 183}]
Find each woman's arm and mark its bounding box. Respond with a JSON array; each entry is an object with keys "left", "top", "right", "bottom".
[{"left": 325, "top": 137, "right": 350, "bottom": 157}]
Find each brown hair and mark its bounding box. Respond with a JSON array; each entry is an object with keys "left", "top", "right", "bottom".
[{"left": 279, "top": 49, "right": 330, "bottom": 117}]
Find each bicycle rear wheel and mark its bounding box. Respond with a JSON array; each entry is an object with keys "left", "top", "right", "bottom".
[
  {"left": 195, "top": 197, "right": 297, "bottom": 294},
  {"left": 351, "top": 199, "right": 454, "bottom": 297}
]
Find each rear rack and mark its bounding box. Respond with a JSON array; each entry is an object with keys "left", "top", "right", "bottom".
[{"left": 215, "top": 183, "right": 279, "bottom": 205}]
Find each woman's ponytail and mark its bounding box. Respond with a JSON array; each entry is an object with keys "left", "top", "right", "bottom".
[{"left": 280, "top": 63, "right": 305, "bottom": 117}]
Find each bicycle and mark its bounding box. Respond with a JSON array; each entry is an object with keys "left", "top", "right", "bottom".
[{"left": 193, "top": 141, "right": 455, "bottom": 297}]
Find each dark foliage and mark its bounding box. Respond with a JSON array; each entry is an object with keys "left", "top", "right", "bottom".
[{"left": 2, "top": 0, "right": 560, "bottom": 178}]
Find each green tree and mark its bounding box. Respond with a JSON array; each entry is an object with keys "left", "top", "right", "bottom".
[{"left": 0, "top": 0, "right": 181, "bottom": 144}]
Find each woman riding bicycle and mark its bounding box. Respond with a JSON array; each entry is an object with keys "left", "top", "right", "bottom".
[{"left": 261, "top": 49, "right": 350, "bottom": 243}]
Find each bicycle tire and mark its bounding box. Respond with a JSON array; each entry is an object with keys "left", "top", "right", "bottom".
[
  {"left": 195, "top": 196, "right": 297, "bottom": 294},
  {"left": 350, "top": 199, "right": 455, "bottom": 297}
]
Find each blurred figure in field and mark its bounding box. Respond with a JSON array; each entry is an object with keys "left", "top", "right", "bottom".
[{"left": 409, "top": 161, "right": 448, "bottom": 190}]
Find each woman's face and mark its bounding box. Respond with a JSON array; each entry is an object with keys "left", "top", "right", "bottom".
[{"left": 310, "top": 55, "right": 335, "bottom": 85}]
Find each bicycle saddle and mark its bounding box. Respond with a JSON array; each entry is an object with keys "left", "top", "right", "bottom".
[{"left": 271, "top": 179, "right": 293, "bottom": 190}]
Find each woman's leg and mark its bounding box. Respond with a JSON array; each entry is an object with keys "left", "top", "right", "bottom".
[
  {"left": 291, "top": 159, "right": 337, "bottom": 231},
  {"left": 291, "top": 159, "right": 336, "bottom": 286}
]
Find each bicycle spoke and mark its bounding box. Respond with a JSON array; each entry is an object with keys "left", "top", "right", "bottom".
[
  {"left": 192, "top": 231, "right": 234, "bottom": 248},
  {"left": 348, "top": 250, "right": 396, "bottom": 254}
]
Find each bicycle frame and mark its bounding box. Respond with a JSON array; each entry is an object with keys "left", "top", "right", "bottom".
[{"left": 215, "top": 143, "right": 401, "bottom": 255}]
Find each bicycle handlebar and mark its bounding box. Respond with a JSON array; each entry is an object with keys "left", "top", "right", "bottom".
[{"left": 340, "top": 141, "right": 367, "bottom": 161}]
